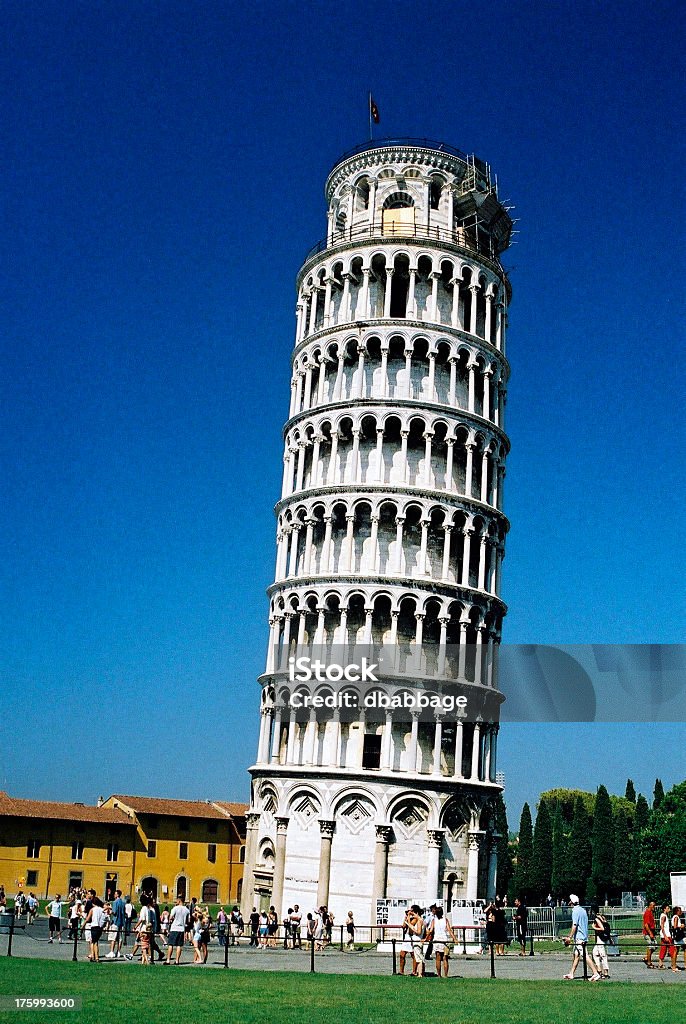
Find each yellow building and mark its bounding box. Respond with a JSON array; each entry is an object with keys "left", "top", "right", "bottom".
[
  {"left": 0, "top": 791, "right": 247, "bottom": 906},
  {"left": 101, "top": 795, "right": 246, "bottom": 906},
  {"left": 0, "top": 791, "right": 137, "bottom": 899}
]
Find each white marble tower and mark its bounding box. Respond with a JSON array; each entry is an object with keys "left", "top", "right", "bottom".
[{"left": 242, "top": 140, "right": 513, "bottom": 923}]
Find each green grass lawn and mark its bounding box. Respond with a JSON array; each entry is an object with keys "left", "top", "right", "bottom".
[{"left": 0, "top": 959, "right": 681, "bottom": 1024}]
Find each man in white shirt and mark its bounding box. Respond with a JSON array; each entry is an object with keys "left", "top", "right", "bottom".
[
  {"left": 46, "top": 895, "right": 63, "bottom": 943},
  {"left": 164, "top": 897, "right": 190, "bottom": 965},
  {"left": 83, "top": 902, "right": 107, "bottom": 962}
]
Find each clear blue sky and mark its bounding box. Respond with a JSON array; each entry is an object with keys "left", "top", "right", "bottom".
[{"left": 2, "top": 1, "right": 684, "bottom": 830}]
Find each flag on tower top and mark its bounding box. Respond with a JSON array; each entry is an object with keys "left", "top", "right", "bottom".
[{"left": 369, "top": 94, "right": 380, "bottom": 124}]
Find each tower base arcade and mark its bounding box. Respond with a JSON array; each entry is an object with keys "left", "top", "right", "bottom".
[{"left": 243, "top": 770, "right": 498, "bottom": 923}]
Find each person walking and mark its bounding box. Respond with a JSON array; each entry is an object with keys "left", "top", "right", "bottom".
[
  {"left": 563, "top": 894, "right": 600, "bottom": 981},
  {"left": 671, "top": 906, "right": 685, "bottom": 970},
  {"left": 106, "top": 889, "right": 126, "bottom": 959},
  {"left": 658, "top": 903, "right": 678, "bottom": 971},
  {"left": 642, "top": 900, "right": 657, "bottom": 968},
  {"left": 590, "top": 905, "right": 611, "bottom": 980}
]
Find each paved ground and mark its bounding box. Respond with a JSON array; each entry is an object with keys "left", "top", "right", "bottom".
[{"left": 3, "top": 920, "right": 685, "bottom": 984}]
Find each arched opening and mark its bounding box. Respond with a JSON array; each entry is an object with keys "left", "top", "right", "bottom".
[
  {"left": 390, "top": 255, "right": 410, "bottom": 318},
  {"left": 140, "top": 876, "right": 158, "bottom": 901},
  {"left": 176, "top": 875, "right": 188, "bottom": 902},
  {"left": 382, "top": 192, "right": 415, "bottom": 236},
  {"left": 202, "top": 879, "right": 219, "bottom": 904}
]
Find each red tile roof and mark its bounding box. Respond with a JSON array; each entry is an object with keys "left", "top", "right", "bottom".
[
  {"left": 0, "top": 791, "right": 134, "bottom": 826},
  {"left": 108, "top": 795, "right": 248, "bottom": 820}
]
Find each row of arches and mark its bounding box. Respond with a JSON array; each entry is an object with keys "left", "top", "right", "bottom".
[
  {"left": 297, "top": 252, "right": 506, "bottom": 349},
  {"left": 282, "top": 414, "right": 505, "bottom": 509},
  {"left": 266, "top": 591, "right": 504, "bottom": 685},
  {"left": 289, "top": 333, "right": 506, "bottom": 423},
  {"left": 258, "top": 708, "right": 498, "bottom": 782},
  {"left": 274, "top": 500, "right": 505, "bottom": 592},
  {"left": 255, "top": 780, "right": 492, "bottom": 832}
]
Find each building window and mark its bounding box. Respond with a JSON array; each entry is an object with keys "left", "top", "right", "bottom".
[
  {"left": 147, "top": 840, "right": 157, "bottom": 858},
  {"left": 201, "top": 879, "right": 218, "bottom": 903},
  {"left": 26, "top": 870, "right": 38, "bottom": 887},
  {"left": 179, "top": 842, "right": 188, "bottom": 860},
  {"left": 179, "top": 819, "right": 190, "bottom": 832},
  {"left": 26, "top": 840, "right": 40, "bottom": 858},
  {"left": 207, "top": 843, "right": 216, "bottom": 863},
  {"left": 362, "top": 733, "right": 382, "bottom": 769},
  {"left": 239, "top": 846, "right": 246, "bottom": 863},
  {"left": 106, "top": 843, "right": 119, "bottom": 862},
  {"left": 68, "top": 871, "right": 82, "bottom": 891},
  {"left": 71, "top": 841, "right": 84, "bottom": 860}
]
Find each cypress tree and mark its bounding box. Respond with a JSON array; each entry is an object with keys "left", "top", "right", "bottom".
[
  {"left": 551, "top": 805, "right": 570, "bottom": 899},
  {"left": 592, "top": 785, "right": 615, "bottom": 903},
  {"left": 514, "top": 803, "right": 533, "bottom": 902},
  {"left": 653, "top": 779, "right": 664, "bottom": 809},
  {"left": 625, "top": 779, "right": 636, "bottom": 803},
  {"left": 568, "top": 796, "right": 592, "bottom": 901},
  {"left": 531, "top": 802, "right": 553, "bottom": 902},
  {"left": 613, "top": 804, "right": 632, "bottom": 895},
  {"left": 630, "top": 793, "right": 650, "bottom": 892}
]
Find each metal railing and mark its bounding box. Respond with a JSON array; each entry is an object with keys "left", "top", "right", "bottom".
[{"left": 303, "top": 222, "right": 501, "bottom": 268}]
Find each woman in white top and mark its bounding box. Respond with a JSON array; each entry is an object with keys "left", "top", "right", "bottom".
[{"left": 428, "top": 907, "right": 456, "bottom": 978}]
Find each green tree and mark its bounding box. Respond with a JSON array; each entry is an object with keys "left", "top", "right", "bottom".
[
  {"left": 568, "top": 796, "right": 592, "bottom": 902},
  {"left": 613, "top": 804, "right": 632, "bottom": 895},
  {"left": 551, "top": 805, "right": 571, "bottom": 899},
  {"left": 631, "top": 794, "right": 650, "bottom": 891},
  {"left": 591, "top": 785, "right": 615, "bottom": 902},
  {"left": 493, "top": 793, "right": 514, "bottom": 899},
  {"left": 639, "top": 782, "right": 686, "bottom": 903},
  {"left": 513, "top": 803, "right": 533, "bottom": 901},
  {"left": 531, "top": 802, "right": 553, "bottom": 902},
  {"left": 625, "top": 779, "right": 636, "bottom": 803},
  {"left": 653, "top": 779, "right": 665, "bottom": 809}
]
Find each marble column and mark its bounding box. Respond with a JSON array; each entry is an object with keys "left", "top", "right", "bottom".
[
  {"left": 272, "top": 816, "right": 290, "bottom": 915},
  {"left": 466, "top": 830, "right": 485, "bottom": 902},
  {"left": 317, "top": 819, "right": 336, "bottom": 907},
  {"left": 426, "top": 829, "right": 445, "bottom": 905},
  {"left": 372, "top": 825, "right": 392, "bottom": 905},
  {"left": 240, "top": 811, "right": 260, "bottom": 912}
]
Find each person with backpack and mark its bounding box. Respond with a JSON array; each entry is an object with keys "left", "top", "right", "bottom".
[{"left": 590, "top": 905, "right": 611, "bottom": 979}]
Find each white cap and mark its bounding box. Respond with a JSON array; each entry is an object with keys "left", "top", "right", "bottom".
[{"left": 569, "top": 894, "right": 579, "bottom": 904}]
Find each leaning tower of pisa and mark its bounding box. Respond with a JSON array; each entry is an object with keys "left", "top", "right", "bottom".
[{"left": 241, "top": 140, "right": 513, "bottom": 924}]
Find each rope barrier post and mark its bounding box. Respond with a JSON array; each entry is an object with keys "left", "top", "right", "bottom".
[
  {"left": 490, "top": 941, "right": 496, "bottom": 978},
  {"left": 529, "top": 931, "right": 534, "bottom": 956},
  {"left": 392, "top": 938, "right": 397, "bottom": 975},
  {"left": 7, "top": 910, "right": 15, "bottom": 958},
  {"left": 582, "top": 941, "right": 588, "bottom": 980},
  {"left": 462, "top": 927, "right": 467, "bottom": 956},
  {"left": 224, "top": 933, "right": 229, "bottom": 969},
  {"left": 340, "top": 924, "right": 344, "bottom": 951},
  {"left": 310, "top": 935, "right": 315, "bottom": 973},
  {"left": 72, "top": 928, "right": 79, "bottom": 962}
]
